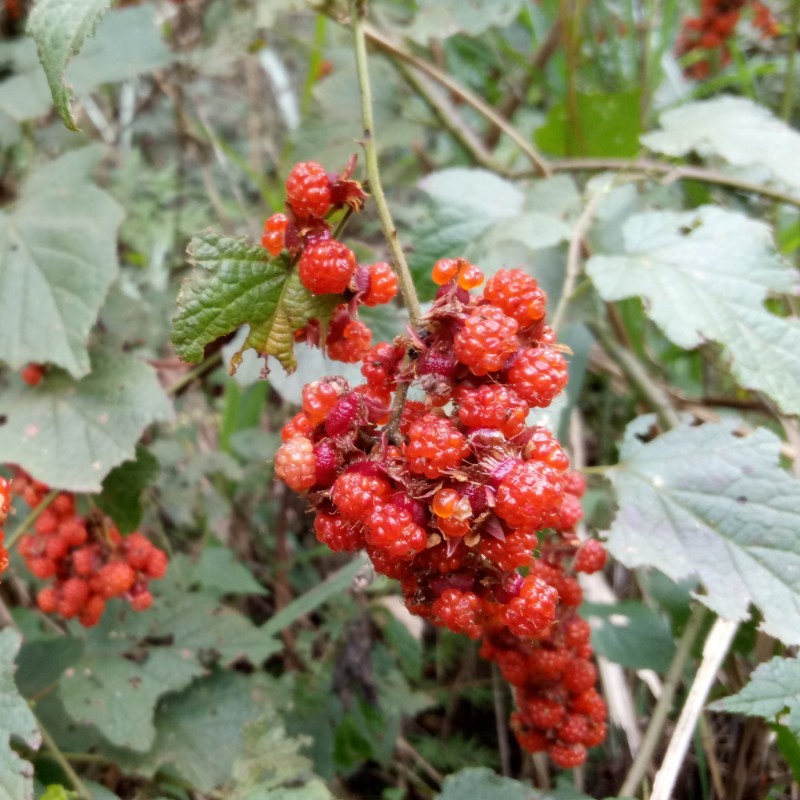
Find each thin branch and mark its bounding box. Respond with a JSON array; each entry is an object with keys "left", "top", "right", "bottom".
[
  {"left": 165, "top": 352, "right": 223, "bottom": 396},
  {"left": 589, "top": 319, "right": 682, "bottom": 430},
  {"left": 545, "top": 157, "right": 800, "bottom": 209},
  {"left": 781, "top": 0, "right": 800, "bottom": 121},
  {"left": 492, "top": 664, "right": 512, "bottom": 777},
  {"left": 350, "top": 2, "right": 423, "bottom": 328},
  {"left": 361, "top": 21, "right": 552, "bottom": 178},
  {"left": 39, "top": 720, "right": 92, "bottom": 800},
  {"left": 650, "top": 617, "right": 739, "bottom": 800},
  {"left": 5, "top": 491, "right": 59, "bottom": 552},
  {"left": 619, "top": 603, "right": 709, "bottom": 797}
]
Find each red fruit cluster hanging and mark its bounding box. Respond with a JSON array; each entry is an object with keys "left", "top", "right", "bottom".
[
  {"left": 268, "top": 167, "right": 609, "bottom": 768},
  {"left": 676, "top": 0, "right": 778, "bottom": 79},
  {"left": 0, "top": 477, "right": 10, "bottom": 576},
  {"left": 261, "top": 159, "right": 399, "bottom": 364},
  {"left": 10, "top": 470, "right": 168, "bottom": 627}
]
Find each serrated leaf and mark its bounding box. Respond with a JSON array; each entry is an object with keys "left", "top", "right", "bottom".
[
  {"left": 402, "top": 0, "right": 525, "bottom": 41},
  {"left": 0, "top": 347, "right": 172, "bottom": 492},
  {"left": 583, "top": 600, "right": 676, "bottom": 671},
  {"left": 642, "top": 96, "right": 800, "bottom": 194},
  {"left": 604, "top": 417, "right": 800, "bottom": 645},
  {"left": 96, "top": 446, "right": 160, "bottom": 534},
  {"left": 586, "top": 206, "right": 800, "bottom": 414},
  {"left": 173, "top": 233, "right": 337, "bottom": 374},
  {"left": 0, "top": 147, "right": 123, "bottom": 377},
  {"left": 59, "top": 648, "right": 204, "bottom": 752},
  {"left": 711, "top": 657, "right": 800, "bottom": 737},
  {"left": 241, "top": 270, "right": 339, "bottom": 373},
  {"left": 0, "top": 629, "right": 40, "bottom": 800},
  {"left": 26, "top": 0, "right": 111, "bottom": 129}
]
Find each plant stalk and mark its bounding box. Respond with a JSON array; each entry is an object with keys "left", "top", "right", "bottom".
[
  {"left": 5, "top": 490, "right": 59, "bottom": 551},
  {"left": 350, "top": 0, "right": 423, "bottom": 329}
]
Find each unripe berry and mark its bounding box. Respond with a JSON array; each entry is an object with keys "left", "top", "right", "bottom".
[
  {"left": 274, "top": 436, "right": 317, "bottom": 492},
  {"left": 261, "top": 213, "right": 288, "bottom": 255}
]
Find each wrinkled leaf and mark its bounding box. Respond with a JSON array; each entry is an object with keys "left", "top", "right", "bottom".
[
  {"left": 96, "top": 446, "right": 160, "bottom": 534},
  {"left": 0, "top": 629, "right": 40, "bottom": 800},
  {"left": 26, "top": 0, "right": 111, "bottom": 129},
  {"left": 0, "top": 348, "right": 172, "bottom": 492},
  {"left": 604, "top": 417, "right": 800, "bottom": 645},
  {"left": 711, "top": 656, "right": 800, "bottom": 737},
  {"left": 0, "top": 147, "right": 123, "bottom": 377},
  {"left": 173, "top": 233, "right": 337, "bottom": 374},
  {"left": 642, "top": 96, "right": 800, "bottom": 194},
  {"left": 587, "top": 206, "right": 800, "bottom": 414}
]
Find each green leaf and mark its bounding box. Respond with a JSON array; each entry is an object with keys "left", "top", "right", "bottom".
[
  {"left": 177, "top": 548, "right": 266, "bottom": 596},
  {"left": 583, "top": 600, "right": 676, "bottom": 671},
  {"left": 0, "top": 147, "right": 123, "bottom": 377},
  {"left": 59, "top": 648, "right": 204, "bottom": 752},
  {"left": 26, "top": 0, "right": 111, "bottom": 130},
  {"left": 642, "top": 96, "right": 800, "bottom": 195},
  {"left": 96, "top": 446, "right": 160, "bottom": 534},
  {"left": 172, "top": 233, "right": 338, "bottom": 374},
  {"left": 401, "top": 0, "right": 525, "bottom": 41},
  {"left": 15, "top": 636, "right": 84, "bottom": 699},
  {"left": 773, "top": 722, "right": 800, "bottom": 784},
  {"left": 711, "top": 657, "right": 800, "bottom": 738},
  {"left": 535, "top": 90, "right": 642, "bottom": 158},
  {"left": 586, "top": 206, "right": 800, "bottom": 414},
  {"left": 435, "top": 768, "right": 537, "bottom": 800},
  {"left": 0, "top": 347, "right": 172, "bottom": 492},
  {"left": 0, "top": 629, "right": 40, "bottom": 800},
  {"left": 603, "top": 417, "right": 800, "bottom": 646}
]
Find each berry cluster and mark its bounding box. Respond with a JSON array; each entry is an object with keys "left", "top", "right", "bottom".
[
  {"left": 261, "top": 159, "right": 398, "bottom": 364},
  {"left": 677, "top": 0, "right": 778, "bottom": 79},
  {"left": 274, "top": 252, "right": 608, "bottom": 766},
  {"left": 0, "top": 476, "right": 10, "bottom": 576},
  {"left": 10, "top": 470, "right": 168, "bottom": 627}
]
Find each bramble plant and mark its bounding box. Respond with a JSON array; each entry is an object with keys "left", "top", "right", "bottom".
[{"left": 1, "top": 0, "right": 800, "bottom": 799}]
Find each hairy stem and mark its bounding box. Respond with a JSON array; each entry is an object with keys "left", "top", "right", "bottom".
[
  {"left": 618, "top": 603, "right": 708, "bottom": 797},
  {"left": 350, "top": 0, "right": 423, "bottom": 329}
]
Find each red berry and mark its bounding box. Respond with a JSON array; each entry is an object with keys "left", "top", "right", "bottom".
[
  {"left": 144, "top": 548, "right": 168, "bottom": 580},
  {"left": 455, "top": 383, "right": 528, "bottom": 438},
  {"left": 431, "top": 588, "right": 483, "bottom": 638},
  {"left": 275, "top": 436, "right": 317, "bottom": 491},
  {"left": 457, "top": 261, "right": 484, "bottom": 290},
  {"left": 557, "top": 713, "right": 592, "bottom": 744},
  {"left": 521, "top": 426, "right": 570, "bottom": 470},
  {"left": 564, "top": 618, "right": 592, "bottom": 649},
  {"left": 495, "top": 461, "right": 565, "bottom": 530},
  {"left": 314, "top": 511, "right": 365, "bottom": 552},
  {"left": 302, "top": 378, "right": 346, "bottom": 424},
  {"left": 0, "top": 477, "right": 10, "bottom": 523},
  {"left": 361, "top": 262, "right": 399, "bottom": 306},
  {"left": 574, "top": 539, "right": 607, "bottom": 574},
  {"left": 331, "top": 471, "right": 392, "bottom": 522},
  {"left": 58, "top": 577, "right": 90, "bottom": 618},
  {"left": 365, "top": 504, "right": 427, "bottom": 560},
  {"left": 35, "top": 508, "right": 59, "bottom": 535},
  {"left": 327, "top": 318, "right": 372, "bottom": 363},
  {"left": 548, "top": 741, "right": 586, "bottom": 768},
  {"left": 95, "top": 562, "right": 137, "bottom": 598},
  {"left": 484, "top": 269, "right": 547, "bottom": 327},
  {"left": 79, "top": 594, "right": 106, "bottom": 627},
  {"left": 508, "top": 347, "right": 568, "bottom": 407},
  {"left": 520, "top": 697, "right": 566, "bottom": 730},
  {"left": 37, "top": 586, "right": 58, "bottom": 613},
  {"left": 298, "top": 240, "right": 356, "bottom": 295},
  {"left": 454, "top": 306, "right": 519, "bottom": 376},
  {"left": 285, "top": 161, "right": 332, "bottom": 219},
  {"left": 563, "top": 659, "right": 598, "bottom": 695},
  {"left": 361, "top": 342, "right": 403, "bottom": 389},
  {"left": 21, "top": 363, "right": 45, "bottom": 386},
  {"left": 502, "top": 575, "right": 558, "bottom": 639},
  {"left": 529, "top": 647, "right": 570, "bottom": 680},
  {"left": 281, "top": 412, "right": 316, "bottom": 441},
  {"left": 59, "top": 518, "right": 87, "bottom": 547},
  {"left": 570, "top": 689, "right": 607, "bottom": 723},
  {"left": 261, "top": 213, "right": 288, "bottom": 255},
  {"left": 555, "top": 493, "right": 583, "bottom": 531},
  {"left": 130, "top": 589, "right": 154, "bottom": 612},
  {"left": 479, "top": 529, "right": 538, "bottom": 571},
  {"left": 404, "top": 414, "right": 469, "bottom": 479},
  {"left": 431, "top": 258, "right": 460, "bottom": 285}
]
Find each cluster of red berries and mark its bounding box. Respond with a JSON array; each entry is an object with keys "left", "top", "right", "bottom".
[
  {"left": 10, "top": 470, "right": 168, "bottom": 627},
  {"left": 677, "top": 0, "right": 778, "bottom": 79},
  {"left": 274, "top": 251, "right": 608, "bottom": 766},
  {"left": 261, "top": 159, "right": 398, "bottom": 363},
  {"left": 0, "top": 476, "right": 10, "bottom": 576}
]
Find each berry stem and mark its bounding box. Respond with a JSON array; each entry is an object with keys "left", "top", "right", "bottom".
[
  {"left": 38, "top": 717, "right": 93, "bottom": 800},
  {"left": 4, "top": 489, "right": 59, "bottom": 551},
  {"left": 350, "top": 0, "right": 423, "bottom": 329}
]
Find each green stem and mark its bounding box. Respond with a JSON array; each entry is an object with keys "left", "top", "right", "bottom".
[
  {"left": 618, "top": 603, "right": 708, "bottom": 798},
  {"left": 5, "top": 490, "right": 59, "bottom": 551},
  {"left": 350, "top": 0, "right": 423, "bottom": 329},
  {"left": 166, "top": 352, "right": 223, "bottom": 396},
  {"left": 781, "top": 0, "right": 800, "bottom": 121},
  {"left": 38, "top": 720, "right": 93, "bottom": 800}
]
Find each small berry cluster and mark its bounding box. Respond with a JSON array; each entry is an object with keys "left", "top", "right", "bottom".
[
  {"left": 274, "top": 255, "right": 608, "bottom": 766},
  {"left": 0, "top": 476, "right": 10, "bottom": 576},
  {"left": 10, "top": 470, "right": 168, "bottom": 627},
  {"left": 261, "top": 159, "right": 398, "bottom": 364},
  {"left": 677, "top": 0, "right": 778, "bottom": 79}
]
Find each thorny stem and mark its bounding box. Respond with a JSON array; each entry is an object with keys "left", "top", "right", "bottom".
[
  {"left": 618, "top": 603, "right": 708, "bottom": 798},
  {"left": 5, "top": 490, "right": 59, "bottom": 551},
  {"left": 350, "top": 0, "right": 423, "bottom": 329}
]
